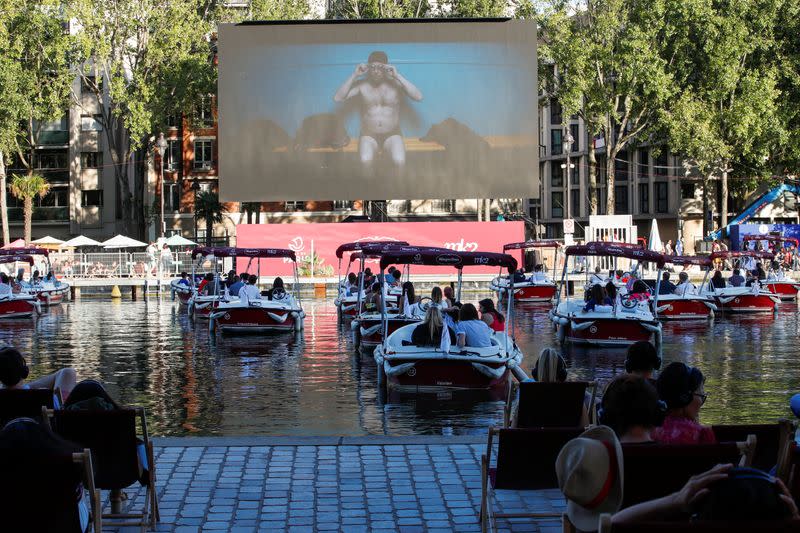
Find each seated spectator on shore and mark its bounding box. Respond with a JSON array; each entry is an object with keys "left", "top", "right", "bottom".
[
  {"left": 584, "top": 284, "right": 612, "bottom": 313},
  {"left": 239, "top": 275, "right": 261, "bottom": 305},
  {"left": 600, "top": 375, "right": 664, "bottom": 443},
  {"left": 479, "top": 298, "right": 505, "bottom": 333},
  {"left": 625, "top": 341, "right": 661, "bottom": 381},
  {"left": 556, "top": 425, "right": 624, "bottom": 532},
  {"left": 610, "top": 464, "right": 799, "bottom": 525},
  {"left": 0, "top": 346, "right": 77, "bottom": 402},
  {"left": 657, "top": 272, "right": 677, "bottom": 295},
  {"left": 534, "top": 348, "right": 590, "bottom": 427},
  {"left": 411, "top": 307, "right": 456, "bottom": 347},
  {"left": 228, "top": 273, "right": 245, "bottom": 297},
  {"left": 729, "top": 268, "right": 745, "bottom": 287},
  {"left": 590, "top": 266, "right": 606, "bottom": 286},
  {"left": 0, "top": 273, "right": 11, "bottom": 297},
  {"left": 455, "top": 304, "right": 493, "bottom": 348},
  {"left": 0, "top": 417, "right": 90, "bottom": 532},
  {"left": 513, "top": 268, "right": 527, "bottom": 283},
  {"left": 674, "top": 271, "right": 696, "bottom": 296},
  {"left": 653, "top": 362, "right": 716, "bottom": 445},
  {"left": 177, "top": 271, "right": 191, "bottom": 287}
]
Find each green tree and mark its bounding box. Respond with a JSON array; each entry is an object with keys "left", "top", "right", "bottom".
[
  {"left": 216, "top": 0, "right": 311, "bottom": 22},
  {"left": 195, "top": 190, "right": 226, "bottom": 246},
  {"left": 328, "top": 0, "right": 430, "bottom": 18},
  {"left": 658, "top": 0, "right": 785, "bottom": 234},
  {"left": 436, "top": 0, "right": 508, "bottom": 16},
  {"left": 9, "top": 173, "right": 50, "bottom": 243},
  {"left": 774, "top": 0, "right": 800, "bottom": 177},
  {"left": 68, "top": 0, "right": 216, "bottom": 237},
  {"left": 0, "top": 2, "right": 24, "bottom": 245},
  {"left": 539, "top": 0, "right": 674, "bottom": 215}
]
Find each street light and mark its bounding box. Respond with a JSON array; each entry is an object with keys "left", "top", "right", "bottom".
[{"left": 156, "top": 133, "right": 168, "bottom": 239}]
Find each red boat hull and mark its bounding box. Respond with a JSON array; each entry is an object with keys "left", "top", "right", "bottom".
[
  {"left": 512, "top": 285, "right": 557, "bottom": 302},
  {"left": 216, "top": 307, "right": 296, "bottom": 333},
  {"left": 763, "top": 282, "right": 800, "bottom": 300},
  {"left": 385, "top": 359, "right": 511, "bottom": 392},
  {"left": 715, "top": 294, "right": 777, "bottom": 313},
  {"left": 177, "top": 292, "right": 192, "bottom": 305},
  {"left": 36, "top": 289, "right": 66, "bottom": 307},
  {"left": 564, "top": 318, "right": 654, "bottom": 345},
  {"left": 0, "top": 299, "right": 36, "bottom": 318},
  {"left": 656, "top": 299, "right": 713, "bottom": 320}
]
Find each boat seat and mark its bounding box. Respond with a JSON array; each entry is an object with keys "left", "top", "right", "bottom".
[{"left": 594, "top": 305, "right": 614, "bottom": 314}]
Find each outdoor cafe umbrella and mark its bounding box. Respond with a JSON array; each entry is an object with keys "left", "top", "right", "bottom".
[
  {"left": 1, "top": 238, "right": 25, "bottom": 249},
  {"left": 31, "top": 235, "right": 65, "bottom": 250},
  {"left": 165, "top": 234, "right": 197, "bottom": 247},
  {"left": 101, "top": 235, "right": 148, "bottom": 277},
  {"left": 60, "top": 235, "right": 102, "bottom": 248}
]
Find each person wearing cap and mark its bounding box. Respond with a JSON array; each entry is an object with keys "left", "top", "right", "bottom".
[
  {"left": 556, "top": 426, "right": 624, "bottom": 531},
  {"left": 333, "top": 50, "right": 423, "bottom": 171},
  {"left": 653, "top": 362, "right": 716, "bottom": 445}
]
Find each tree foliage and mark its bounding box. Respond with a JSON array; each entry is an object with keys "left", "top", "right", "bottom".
[
  {"left": 195, "top": 190, "right": 226, "bottom": 246},
  {"left": 328, "top": 0, "right": 431, "bottom": 18}
]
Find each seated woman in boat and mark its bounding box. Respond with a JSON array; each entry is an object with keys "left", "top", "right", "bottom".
[
  {"left": 605, "top": 280, "right": 618, "bottom": 303},
  {"left": 709, "top": 270, "right": 727, "bottom": 290},
  {"left": 583, "top": 284, "right": 612, "bottom": 312},
  {"left": 512, "top": 268, "right": 527, "bottom": 283},
  {"left": 239, "top": 274, "right": 261, "bottom": 305},
  {"left": 364, "top": 282, "right": 382, "bottom": 312},
  {"left": 532, "top": 348, "right": 590, "bottom": 427},
  {"left": 767, "top": 260, "right": 786, "bottom": 281},
  {"left": 400, "top": 282, "right": 421, "bottom": 316},
  {"left": 673, "top": 271, "right": 696, "bottom": 295},
  {"left": 590, "top": 266, "right": 606, "bottom": 286},
  {"left": 268, "top": 277, "right": 287, "bottom": 300},
  {"left": 411, "top": 307, "right": 456, "bottom": 347},
  {"left": 0, "top": 273, "right": 11, "bottom": 297},
  {"left": 629, "top": 279, "right": 651, "bottom": 302},
  {"left": 478, "top": 298, "right": 505, "bottom": 333},
  {"left": 388, "top": 268, "right": 402, "bottom": 287},
  {"left": 31, "top": 270, "right": 42, "bottom": 286},
  {"left": 729, "top": 268, "right": 745, "bottom": 287},
  {"left": 345, "top": 272, "right": 359, "bottom": 295},
  {"left": 531, "top": 264, "right": 548, "bottom": 283},
  {"left": 751, "top": 262, "right": 767, "bottom": 282},
  {"left": 197, "top": 273, "right": 213, "bottom": 294},
  {"left": 228, "top": 273, "right": 246, "bottom": 296},
  {"left": 430, "top": 286, "right": 446, "bottom": 310},
  {"left": 455, "top": 304, "right": 494, "bottom": 348}
]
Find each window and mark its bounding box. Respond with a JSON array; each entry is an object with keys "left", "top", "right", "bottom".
[
  {"left": 82, "top": 190, "right": 103, "bottom": 207},
  {"left": 550, "top": 100, "right": 563, "bottom": 125},
  {"left": 40, "top": 188, "right": 68, "bottom": 207},
  {"left": 639, "top": 183, "right": 649, "bottom": 214},
  {"left": 551, "top": 129, "right": 563, "bottom": 156},
  {"left": 639, "top": 150, "right": 649, "bottom": 178},
  {"left": 570, "top": 162, "right": 579, "bottom": 185},
  {"left": 333, "top": 200, "right": 354, "bottom": 210},
  {"left": 655, "top": 182, "right": 669, "bottom": 213},
  {"left": 681, "top": 182, "right": 696, "bottom": 200},
  {"left": 165, "top": 139, "right": 181, "bottom": 171},
  {"left": 551, "top": 161, "right": 563, "bottom": 187},
  {"left": 570, "top": 124, "right": 579, "bottom": 152},
  {"left": 193, "top": 139, "right": 213, "bottom": 170},
  {"left": 81, "top": 152, "right": 102, "bottom": 169},
  {"left": 285, "top": 201, "right": 305, "bottom": 211},
  {"left": 164, "top": 182, "right": 180, "bottom": 212},
  {"left": 551, "top": 191, "right": 564, "bottom": 218},
  {"left": 654, "top": 151, "right": 668, "bottom": 178},
  {"left": 615, "top": 151, "right": 629, "bottom": 181},
  {"left": 570, "top": 188, "right": 581, "bottom": 218},
  {"left": 80, "top": 114, "right": 103, "bottom": 132},
  {"left": 195, "top": 97, "right": 214, "bottom": 127},
  {"left": 34, "top": 151, "right": 68, "bottom": 169},
  {"left": 614, "top": 185, "right": 628, "bottom": 214}
]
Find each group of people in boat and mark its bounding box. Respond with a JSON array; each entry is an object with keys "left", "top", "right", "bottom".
[
  {"left": 582, "top": 268, "right": 652, "bottom": 312},
  {"left": 342, "top": 266, "right": 404, "bottom": 298},
  {"left": 0, "top": 269, "right": 56, "bottom": 296},
  {"left": 511, "top": 264, "right": 550, "bottom": 284},
  {"left": 186, "top": 270, "right": 288, "bottom": 303}
]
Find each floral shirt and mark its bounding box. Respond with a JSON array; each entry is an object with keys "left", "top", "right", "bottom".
[{"left": 653, "top": 414, "right": 717, "bottom": 445}]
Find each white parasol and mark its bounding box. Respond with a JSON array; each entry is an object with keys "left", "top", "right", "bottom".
[
  {"left": 165, "top": 234, "right": 197, "bottom": 247},
  {"left": 61, "top": 235, "right": 103, "bottom": 248},
  {"left": 101, "top": 235, "right": 148, "bottom": 249}
]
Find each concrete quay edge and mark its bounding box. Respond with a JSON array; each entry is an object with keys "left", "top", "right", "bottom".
[{"left": 153, "top": 434, "right": 487, "bottom": 447}]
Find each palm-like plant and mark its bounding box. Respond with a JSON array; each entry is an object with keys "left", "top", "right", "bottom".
[
  {"left": 9, "top": 173, "right": 50, "bottom": 243},
  {"left": 195, "top": 190, "right": 226, "bottom": 246}
]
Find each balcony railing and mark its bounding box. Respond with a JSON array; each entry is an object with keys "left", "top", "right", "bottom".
[{"left": 8, "top": 207, "right": 69, "bottom": 222}]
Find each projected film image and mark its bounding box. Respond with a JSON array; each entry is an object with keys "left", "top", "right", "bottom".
[{"left": 219, "top": 21, "right": 538, "bottom": 201}]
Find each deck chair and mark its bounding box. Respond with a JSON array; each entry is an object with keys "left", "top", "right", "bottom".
[
  {"left": 597, "top": 514, "right": 800, "bottom": 532},
  {"left": 504, "top": 381, "right": 597, "bottom": 428},
  {"left": 480, "top": 426, "right": 584, "bottom": 532},
  {"left": 712, "top": 423, "right": 784, "bottom": 472},
  {"left": 621, "top": 438, "right": 756, "bottom": 508},
  {"left": 46, "top": 407, "right": 159, "bottom": 532},
  {"left": 0, "top": 387, "right": 58, "bottom": 426},
  {"left": 1, "top": 448, "right": 102, "bottom": 532}
]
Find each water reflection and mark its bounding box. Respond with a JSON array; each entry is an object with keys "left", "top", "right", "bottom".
[{"left": 0, "top": 294, "right": 796, "bottom": 436}]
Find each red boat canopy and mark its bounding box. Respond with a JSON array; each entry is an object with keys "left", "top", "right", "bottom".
[
  {"left": 710, "top": 250, "right": 775, "bottom": 261},
  {"left": 0, "top": 255, "right": 34, "bottom": 265},
  {"left": 566, "top": 242, "right": 666, "bottom": 268},
  {"left": 662, "top": 254, "right": 712, "bottom": 267},
  {"left": 378, "top": 249, "right": 517, "bottom": 272},
  {"left": 0, "top": 247, "right": 49, "bottom": 257},
  {"left": 503, "top": 240, "right": 561, "bottom": 251},
  {"left": 335, "top": 241, "right": 409, "bottom": 259},
  {"left": 191, "top": 247, "right": 296, "bottom": 261},
  {"left": 742, "top": 235, "right": 799, "bottom": 247}
]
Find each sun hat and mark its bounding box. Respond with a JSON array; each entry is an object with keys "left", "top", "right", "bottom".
[{"left": 556, "top": 425, "right": 624, "bottom": 531}]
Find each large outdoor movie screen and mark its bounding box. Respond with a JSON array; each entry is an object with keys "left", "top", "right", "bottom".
[{"left": 218, "top": 20, "right": 538, "bottom": 202}]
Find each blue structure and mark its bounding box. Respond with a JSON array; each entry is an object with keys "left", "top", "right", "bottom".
[{"left": 708, "top": 182, "right": 800, "bottom": 241}]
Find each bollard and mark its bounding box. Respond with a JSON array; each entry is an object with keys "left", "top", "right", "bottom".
[
  {"left": 111, "top": 285, "right": 122, "bottom": 299},
  {"left": 131, "top": 286, "right": 137, "bottom": 301}
]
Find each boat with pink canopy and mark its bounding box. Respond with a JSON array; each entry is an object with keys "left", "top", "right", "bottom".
[
  {"left": 0, "top": 255, "right": 41, "bottom": 318},
  {"left": 334, "top": 241, "right": 408, "bottom": 318},
  {"left": 550, "top": 242, "right": 665, "bottom": 346},
  {"left": 706, "top": 250, "right": 780, "bottom": 313},
  {"left": 741, "top": 235, "right": 800, "bottom": 300},
  {"left": 656, "top": 255, "right": 717, "bottom": 320},
  {"left": 0, "top": 247, "right": 69, "bottom": 307},
  {"left": 490, "top": 240, "right": 561, "bottom": 302}
]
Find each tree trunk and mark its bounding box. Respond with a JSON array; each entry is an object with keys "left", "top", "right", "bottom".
[
  {"left": 206, "top": 216, "right": 213, "bottom": 246},
  {"left": 23, "top": 198, "right": 32, "bottom": 243},
  {"left": 702, "top": 175, "right": 711, "bottom": 237},
  {"left": 588, "top": 143, "right": 598, "bottom": 215},
  {"left": 721, "top": 166, "right": 728, "bottom": 230},
  {"left": 605, "top": 144, "right": 616, "bottom": 215},
  {"left": 0, "top": 151, "right": 9, "bottom": 246}
]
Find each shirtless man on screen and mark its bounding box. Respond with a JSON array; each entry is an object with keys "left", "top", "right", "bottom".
[{"left": 334, "top": 51, "right": 423, "bottom": 169}]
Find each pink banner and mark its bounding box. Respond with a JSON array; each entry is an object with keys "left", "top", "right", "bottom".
[{"left": 235, "top": 221, "right": 525, "bottom": 276}]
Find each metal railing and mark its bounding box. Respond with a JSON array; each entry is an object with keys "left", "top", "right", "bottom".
[{"left": 42, "top": 251, "right": 195, "bottom": 278}]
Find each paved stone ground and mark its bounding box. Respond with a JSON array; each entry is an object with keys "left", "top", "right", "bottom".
[{"left": 109, "top": 437, "right": 565, "bottom": 533}]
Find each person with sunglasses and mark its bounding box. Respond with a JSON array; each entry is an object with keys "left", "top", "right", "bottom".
[{"left": 653, "top": 362, "right": 716, "bottom": 444}]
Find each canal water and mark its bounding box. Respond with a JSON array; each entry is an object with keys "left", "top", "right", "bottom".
[{"left": 3, "top": 297, "right": 799, "bottom": 436}]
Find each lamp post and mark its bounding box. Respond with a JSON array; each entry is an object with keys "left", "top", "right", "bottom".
[
  {"left": 191, "top": 179, "right": 200, "bottom": 242},
  {"left": 156, "top": 133, "right": 168, "bottom": 239},
  {"left": 561, "top": 128, "right": 575, "bottom": 243}
]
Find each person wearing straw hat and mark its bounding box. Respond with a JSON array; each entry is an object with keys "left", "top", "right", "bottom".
[{"left": 556, "top": 425, "right": 624, "bottom": 531}]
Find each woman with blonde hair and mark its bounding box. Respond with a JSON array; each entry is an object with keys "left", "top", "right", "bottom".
[
  {"left": 411, "top": 306, "right": 456, "bottom": 347},
  {"left": 532, "top": 348, "right": 590, "bottom": 426}
]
